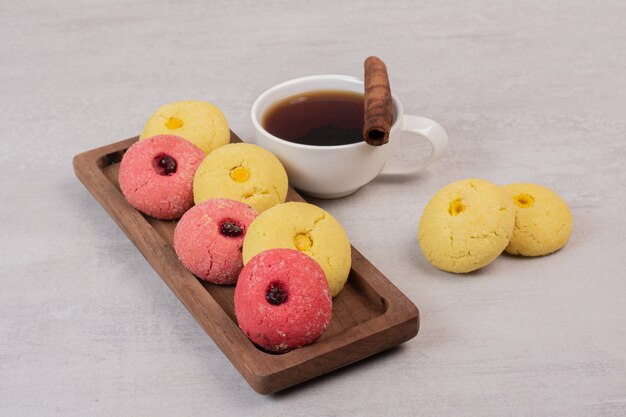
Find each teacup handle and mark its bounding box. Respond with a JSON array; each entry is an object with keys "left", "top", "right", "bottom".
[{"left": 381, "top": 115, "right": 448, "bottom": 175}]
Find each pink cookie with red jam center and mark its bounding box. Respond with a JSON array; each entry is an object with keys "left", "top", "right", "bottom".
[
  {"left": 234, "top": 248, "right": 332, "bottom": 353},
  {"left": 174, "top": 198, "right": 257, "bottom": 285},
  {"left": 119, "top": 135, "right": 204, "bottom": 219}
]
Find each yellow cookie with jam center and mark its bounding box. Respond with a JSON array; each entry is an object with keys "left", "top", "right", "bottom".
[
  {"left": 193, "top": 143, "right": 288, "bottom": 213},
  {"left": 243, "top": 202, "right": 351, "bottom": 297},
  {"left": 502, "top": 183, "right": 573, "bottom": 256},
  {"left": 418, "top": 178, "right": 515, "bottom": 273},
  {"left": 140, "top": 100, "right": 230, "bottom": 154}
]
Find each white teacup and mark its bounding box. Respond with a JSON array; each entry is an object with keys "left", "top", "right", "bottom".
[{"left": 251, "top": 75, "right": 448, "bottom": 199}]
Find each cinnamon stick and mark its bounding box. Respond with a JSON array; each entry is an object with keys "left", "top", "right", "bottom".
[{"left": 363, "top": 56, "right": 393, "bottom": 146}]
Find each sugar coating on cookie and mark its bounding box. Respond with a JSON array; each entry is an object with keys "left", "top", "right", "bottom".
[
  {"left": 242, "top": 202, "right": 351, "bottom": 297},
  {"left": 193, "top": 143, "right": 288, "bottom": 214},
  {"left": 234, "top": 248, "right": 332, "bottom": 353},
  {"left": 418, "top": 178, "right": 515, "bottom": 273},
  {"left": 119, "top": 135, "right": 204, "bottom": 220},
  {"left": 139, "top": 100, "right": 230, "bottom": 155},
  {"left": 173, "top": 198, "right": 257, "bottom": 284},
  {"left": 502, "top": 183, "right": 573, "bottom": 256}
]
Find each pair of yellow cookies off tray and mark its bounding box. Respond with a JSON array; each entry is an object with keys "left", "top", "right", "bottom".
[{"left": 418, "top": 179, "right": 573, "bottom": 273}]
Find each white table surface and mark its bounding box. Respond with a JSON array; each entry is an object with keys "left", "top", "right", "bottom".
[{"left": 2, "top": 1, "right": 625, "bottom": 416}]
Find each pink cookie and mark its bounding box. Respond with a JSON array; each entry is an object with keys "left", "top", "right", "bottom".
[
  {"left": 119, "top": 135, "right": 204, "bottom": 219},
  {"left": 234, "top": 248, "right": 332, "bottom": 353},
  {"left": 173, "top": 198, "right": 257, "bottom": 285}
]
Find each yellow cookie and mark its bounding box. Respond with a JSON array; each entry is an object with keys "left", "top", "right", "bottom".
[
  {"left": 193, "top": 143, "right": 288, "bottom": 213},
  {"left": 502, "top": 183, "right": 573, "bottom": 256},
  {"left": 418, "top": 178, "right": 515, "bottom": 273},
  {"left": 243, "top": 202, "right": 351, "bottom": 297},
  {"left": 140, "top": 100, "right": 230, "bottom": 154}
]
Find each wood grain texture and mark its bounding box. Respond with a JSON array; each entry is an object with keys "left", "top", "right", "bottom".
[{"left": 72, "top": 133, "right": 419, "bottom": 394}]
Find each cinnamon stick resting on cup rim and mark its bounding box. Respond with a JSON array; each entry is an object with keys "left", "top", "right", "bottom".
[{"left": 363, "top": 56, "right": 393, "bottom": 146}]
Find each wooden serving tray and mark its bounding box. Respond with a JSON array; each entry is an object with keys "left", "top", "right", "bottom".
[{"left": 73, "top": 132, "right": 419, "bottom": 394}]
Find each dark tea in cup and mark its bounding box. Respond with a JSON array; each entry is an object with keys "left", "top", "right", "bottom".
[
  {"left": 251, "top": 75, "right": 448, "bottom": 198},
  {"left": 262, "top": 90, "right": 365, "bottom": 146}
]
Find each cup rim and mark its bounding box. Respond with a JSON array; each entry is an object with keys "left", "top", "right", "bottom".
[{"left": 251, "top": 74, "right": 403, "bottom": 151}]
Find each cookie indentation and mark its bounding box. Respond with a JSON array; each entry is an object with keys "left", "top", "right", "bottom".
[
  {"left": 219, "top": 220, "right": 244, "bottom": 237},
  {"left": 294, "top": 233, "right": 312, "bottom": 251},
  {"left": 230, "top": 166, "right": 250, "bottom": 183},
  {"left": 448, "top": 198, "right": 466, "bottom": 216},
  {"left": 266, "top": 281, "right": 288, "bottom": 305},
  {"left": 152, "top": 153, "right": 177, "bottom": 176},
  {"left": 165, "top": 116, "right": 183, "bottom": 130},
  {"left": 514, "top": 193, "right": 535, "bottom": 208}
]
